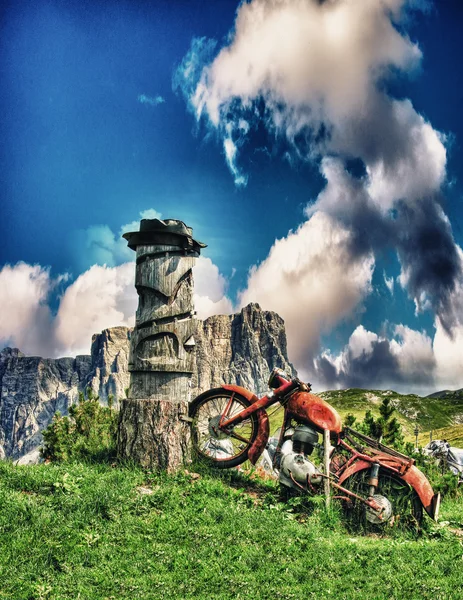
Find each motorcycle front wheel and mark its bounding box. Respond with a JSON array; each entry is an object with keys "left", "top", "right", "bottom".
[
  {"left": 189, "top": 389, "right": 260, "bottom": 469},
  {"left": 342, "top": 469, "right": 423, "bottom": 533}
]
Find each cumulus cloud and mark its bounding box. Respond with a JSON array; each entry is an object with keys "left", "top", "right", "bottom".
[
  {"left": 177, "top": 0, "right": 463, "bottom": 382},
  {"left": 193, "top": 256, "right": 234, "bottom": 320},
  {"left": 311, "top": 316, "right": 463, "bottom": 393},
  {"left": 0, "top": 262, "right": 136, "bottom": 357},
  {"left": 433, "top": 320, "right": 463, "bottom": 389},
  {"left": 179, "top": 0, "right": 421, "bottom": 129},
  {"left": 239, "top": 212, "right": 374, "bottom": 370},
  {"left": 0, "top": 263, "right": 58, "bottom": 356},
  {"left": 54, "top": 263, "right": 137, "bottom": 355},
  {"left": 312, "top": 323, "right": 437, "bottom": 393}
]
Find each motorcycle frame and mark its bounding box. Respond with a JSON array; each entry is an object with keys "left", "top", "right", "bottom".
[{"left": 211, "top": 372, "right": 440, "bottom": 520}]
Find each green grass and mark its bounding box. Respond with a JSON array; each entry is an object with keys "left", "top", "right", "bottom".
[
  {"left": 1, "top": 461, "right": 463, "bottom": 600},
  {"left": 417, "top": 425, "right": 463, "bottom": 448}
]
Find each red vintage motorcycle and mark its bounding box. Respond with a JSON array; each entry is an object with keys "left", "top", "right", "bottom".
[{"left": 189, "top": 368, "right": 440, "bottom": 529}]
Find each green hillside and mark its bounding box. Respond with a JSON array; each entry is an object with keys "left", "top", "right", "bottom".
[
  {"left": 318, "top": 388, "right": 463, "bottom": 442},
  {"left": 427, "top": 388, "right": 463, "bottom": 400},
  {"left": 417, "top": 425, "right": 463, "bottom": 448}
]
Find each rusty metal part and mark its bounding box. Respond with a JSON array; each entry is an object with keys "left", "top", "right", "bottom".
[
  {"left": 286, "top": 391, "right": 342, "bottom": 434},
  {"left": 318, "top": 472, "right": 385, "bottom": 515},
  {"left": 343, "top": 427, "right": 414, "bottom": 464},
  {"left": 334, "top": 431, "right": 437, "bottom": 519},
  {"left": 219, "top": 392, "right": 236, "bottom": 427},
  {"left": 338, "top": 436, "right": 413, "bottom": 476},
  {"left": 366, "top": 495, "right": 392, "bottom": 524},
  {"left": 402, "top": 465, "right": 440, "bottom": 521},
  {"left": 208, "top": 415, "right": 229, "bottom": 440},
  {"left": 222, "top": 384, "right": 270, "bottom": 465},
  {"left": 289, "top": 471, "right": 307, "bottom": 491},
  {"left": 338, "top": 460, "right": 439, "bottom": 520}
]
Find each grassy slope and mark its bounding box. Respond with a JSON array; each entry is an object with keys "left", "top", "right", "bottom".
[
  {"left": 319, "top": 388, "right": 463, "bottom": 443},
  {"left": 1, "top": 461, "right": 463, "bottom": 600}
]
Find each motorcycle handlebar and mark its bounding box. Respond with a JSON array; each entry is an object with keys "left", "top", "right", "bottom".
[
  {"left": 294, "top": 378, "right": 311, "bottom": 392},
  {"left": 268, "top": 368, "right": 312, "bottom": 394}
]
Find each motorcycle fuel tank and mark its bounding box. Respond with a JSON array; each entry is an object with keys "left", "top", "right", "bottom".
[{"left": 286, "top": 391, "right": 342, "bottom": 434}]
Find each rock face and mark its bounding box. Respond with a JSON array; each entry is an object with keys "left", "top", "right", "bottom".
[
  {"left": 86, "top": 327, "right": 132, "bottom": 406},
  {"left": 0, "top": 348, "right": 92, "bottom": 459},
  {"left": 0, "top": 304, "right": 295, "bottom": 459},
  {"left": 192, "top": 303, "right": 296, "bottom": 398}
]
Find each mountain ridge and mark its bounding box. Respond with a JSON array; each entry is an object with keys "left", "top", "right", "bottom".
[{"left": 0, "top": 303, "right": 295, "bottom": 459}]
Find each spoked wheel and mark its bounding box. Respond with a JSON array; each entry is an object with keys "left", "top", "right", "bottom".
[
  {"left": 342, "top": 469, "right": 423, "bottom": 534},
  {"left": 189, "top": 389, "right": 259, "bottom": 468}
]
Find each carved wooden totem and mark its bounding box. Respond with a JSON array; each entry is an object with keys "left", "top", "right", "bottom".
[{"left": 117, "top": 218, "right": 205, "bottom": 470}]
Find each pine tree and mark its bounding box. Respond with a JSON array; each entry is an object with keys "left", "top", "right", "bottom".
[
  {"left": 345, "top": 413, "right": 357, "bottom": 427},
  {"left": 41, "top": 388, "right": 118, "bottom": 463},
  {"left": 361, "top": 399, "right": 404, "bottom": 449}
]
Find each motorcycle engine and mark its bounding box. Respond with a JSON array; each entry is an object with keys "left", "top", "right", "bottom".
[{"left": 279, "top": 425, "right": 323, "bottom": 492}]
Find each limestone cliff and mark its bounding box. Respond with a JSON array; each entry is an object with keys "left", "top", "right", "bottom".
[
  {"left": 0, "top": 348, "right": 91, "bottom": 459},
  {"left": 192, "top": 303, "right": 296, "bottom": 398},
  {"left": 0, "top": 304, "right": 295, "bottom": 459},
  {"left": 86, "top": 326, "right": 132, "bottom": 406}
]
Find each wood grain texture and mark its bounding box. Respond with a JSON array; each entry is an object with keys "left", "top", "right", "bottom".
[{"left": 118, "top": 225, "right": 199, "bottom": 470}]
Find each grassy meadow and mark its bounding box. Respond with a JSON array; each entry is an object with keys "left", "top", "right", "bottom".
[
  {"left": 1, "top": 460, "right": 463, "bottom": 600},
  {"left": 319, "top": 388, "right": 463, "bottom": 444}
]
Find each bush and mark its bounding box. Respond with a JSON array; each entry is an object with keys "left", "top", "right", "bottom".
[{"left": 40, "top": 389, "right": 118, "bottom": 463}]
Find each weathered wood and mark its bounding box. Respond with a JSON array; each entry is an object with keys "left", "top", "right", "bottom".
[
  {"left": 117, "top": 219, "right": 204, "bottom": 470},
  {"left": 117, "top": 398, "right": 190, "bottom": 470}
]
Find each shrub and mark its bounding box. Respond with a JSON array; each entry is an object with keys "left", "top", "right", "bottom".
[{"left": 40, "top": 389, "right": 118, "bottom": 463}]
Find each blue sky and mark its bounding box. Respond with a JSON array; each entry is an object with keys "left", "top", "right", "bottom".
[{"left": 1, "top": 0, "right": 463, "bottom": 393}]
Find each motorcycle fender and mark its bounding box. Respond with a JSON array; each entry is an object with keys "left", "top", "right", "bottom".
[
  {"left": 222, "top": 384, "right": 270, "bottom": 465},
  {"left": 338, "top": 461, "right": 440, "bottom": 521}
]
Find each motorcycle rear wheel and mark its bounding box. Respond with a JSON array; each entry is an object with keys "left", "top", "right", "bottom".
[
  {"left": 189, "top": 389, "right": 260, "bottom": 469},
  {"left": 342, "top": 469, "right": 423, "bottom": 533}
]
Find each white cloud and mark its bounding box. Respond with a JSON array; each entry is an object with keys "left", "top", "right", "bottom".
[
  {"left": 365, "top": 99, "right": 447, "bottom": 209},
  {"left": 0, "top": 241, "right": 231, "bottom": 357},
  {"left": 0, "top": 263, "right": 57, "bottom": 356},
  {"left": 0, "top": 262, "right": 136, "bottom": 358},
  {"left": 391, "top": 324, "right": 435, "bottom": 381},
  {"left": 193, "top": 256, "right": 233, "bottom": 320},
  {"left": 348, "top": 325, "right": 379, "bottom": 360},
  {"left": 312, "top": 321, "right": 463, "bottom": 394},
  {"left": 239, "top": 211, "right": 374, "bottom": 372},
  {"left": 177, "top": 0, "right": 463, "bottom": 374},
  {"left": 54, "top": 263, "right": 137, "bottom": 356},
  {"left": 184, "top": 0, "right": 421, "bottom": 134},
  {"left": 433, "top": 320, "right": 463, "bottom": 389}
]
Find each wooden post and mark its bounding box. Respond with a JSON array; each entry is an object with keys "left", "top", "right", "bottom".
[
  {"left": 117, "top": 219, "right": 206, "bottom": 471},
  {"left": 323, "top": 428, "right": 331, "bottom": 509}
]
